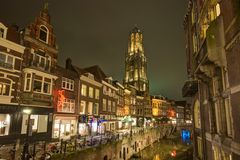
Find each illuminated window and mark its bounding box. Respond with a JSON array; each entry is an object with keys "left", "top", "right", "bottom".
[
  {"left": 108, "top": 100, "right": 112, "bottom": 112},
  {"left": 93, "top": 103, "right": 99, "bottom": 115},
  {"left": 0, "top": 82, "right": 10, "bottom": 96},
  {"left": 89, "top": 87, "right": 94, "bottom": 98},
  {"left": 81, "top": 84, "right": 87, "bottom": 96},
  {"left": 134, "top": 69, "right": 138, "bottom": 80},
  {"left": 58, "top": 98, "right": 75, "bottom": 113},
  {"left": 112, "top": 102, "right": 116, "bottom": 112},
  {"left": 88, "top": 102, "right": 93, "bottom": 115},
  {"left": 80, "top": 101, "right": 86, "bottom": 114},
  {"left": 39, "top": 25, "right": 48, "bottom": 43},
  {"left": 95, "top": 89, "right": 99, "bottom": 99},
  {"left": 103, "top": 99, "right": 107, "bottom": 111},
  {"left": 62, "top": 77, "right": 74, "bottom": 91},
  {"left": 216, "top": 3, "right": 221, "bottom": 17}
]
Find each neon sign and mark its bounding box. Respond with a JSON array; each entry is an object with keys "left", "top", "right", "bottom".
[{"left": 57, "top": 90, "right": 65, "bottom": 111}]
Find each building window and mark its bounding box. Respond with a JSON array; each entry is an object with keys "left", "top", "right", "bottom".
[
  {"left": 24, "top": 73, "right": 32, "bottom": 91},
  {"left": 0, "top": 82, "right": 10, "bottom": 96},
  {"left": 81, "top": 84, "right": 87, "bottom": 96},
  {"left": 0, "top": 53, "right": 14, "bottom": 69},
  {"left": 93, "top": 103, "right": 99, "bottom": 115},
  {"left": 103, "top": 86, "right": 107, "bottom": 95},
  {"left": 62, "top": 77, "right": 74, "bottom": 91},
  {"left": 89, "top": 87, "right": 94, "bottom": 98},
  {"left": 103, "top": 99, "right": 107, "bottom": 111},
  {"left": 33, "top": 53, "right": 51, "bottom": 70},
  {"left": 112, "top": 102, "right": 116, "bottom": 112},
  {"left": 80, "top": 101, "right": 86, "bottom": 114},
  {"left": 58, "top": 98, "right": 75, "bottom": 113},
  {"left": 88, "top": 102, "right": 93, "bottom": 115},
  {"left": 0, "top": 28, "right": 4, "bottom": 38},
  {"left": 108, "top": 100, "right": 112, "bottom": 112},
  {"left": 0, "top": 114, "right": 11, "bottom": 136},
  {"left": 33, "top": 75, "right": 52, "bottom": 94},
  {"left": 95, "top": 89, "right": 99, "bottom": 99},
  {"left": 194, "top": 100, "right": 201, "bottom": 129},
  {"left": 39, "top": 25, "right": 48, "bottom": 43}
]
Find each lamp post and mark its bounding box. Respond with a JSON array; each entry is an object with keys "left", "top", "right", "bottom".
[{"left": 22, "top": 109, "right": 32, "bottom": 160}]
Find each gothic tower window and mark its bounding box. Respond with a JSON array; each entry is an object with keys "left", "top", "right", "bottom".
[{"left": 39, "top": 25, "right": 48, "bottom": 43}]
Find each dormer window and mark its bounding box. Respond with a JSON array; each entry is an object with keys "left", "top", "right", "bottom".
[
  {"left": 39, "top": 25, "right": 48, "bottom": 43},
  {"left": 0, "top": 28, "right": 4, "bottom": 38},
  {"left": 0, "top": 23, "right": 8, "bottom": 39}
]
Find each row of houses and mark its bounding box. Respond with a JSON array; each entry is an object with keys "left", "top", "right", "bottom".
[{"left": 0, "top": 4, "right": 189, "bottom": 150}]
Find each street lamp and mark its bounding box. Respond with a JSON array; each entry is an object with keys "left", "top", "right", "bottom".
[{"left": 22, "top": 108, "right": 32, "bottom": 160}]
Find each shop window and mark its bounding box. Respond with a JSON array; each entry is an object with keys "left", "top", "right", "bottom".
[
  {"left": 89, "top": 87, "right": 94, "bottom": 98},
  {"left": 103, "top": 99, "right": 107, "bottom": 111},
  {"left": 0, "top": 114, "right": 11, "bottom": 136},
  {"left": 39, "top": 25, "right": 48, "bottom": 43},
  {"left": 31, "top": 115, "right": 39, "bottom": 132},
  {"left": 95, "top": 89, "right": 99, "bottom": 99},
  {"left": 80, "top": 101, "right": 86, "bottom": 114},
  {"left": 38, "top": 115, "right": 48, "bottom": 133},
  {"left": 0, "top": 53, "right": 14, "bottom": 69},
  {"left": 62, "top": 77, "right": 74, "bottom": 91},
  {"left": 81, "top": 84, "right": 87, "bottom": 96},
  {"left": 21, "top": 114, "right": 48, "bottom": 134}
]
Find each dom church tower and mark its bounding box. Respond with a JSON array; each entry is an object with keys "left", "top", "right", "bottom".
[{"left": 124, "top": 26, "right": 149, "bottom": 96}]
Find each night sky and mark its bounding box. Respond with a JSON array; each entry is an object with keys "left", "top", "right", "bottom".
[{"left": 0, "top": 0, "right": 188, "bottom": 100}]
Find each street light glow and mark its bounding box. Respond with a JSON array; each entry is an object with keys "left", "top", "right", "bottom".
[{"left": 23, "top": 109, "right": 31, "bottom": 114}]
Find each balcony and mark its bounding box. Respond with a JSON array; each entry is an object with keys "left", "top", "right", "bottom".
[
  {"left": 182, "top": 80, "right": 198, "bottom": 97},
  {"left": 21, "top": 92, "right": 52, "bottom": 106},
  {"left": 29, "top": 60, "right": 50, "bottom": 72}
]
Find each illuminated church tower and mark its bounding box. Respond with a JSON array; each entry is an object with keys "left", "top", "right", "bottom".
[{"left": 124, "top": 26, "right": 149, "bottom": 96}]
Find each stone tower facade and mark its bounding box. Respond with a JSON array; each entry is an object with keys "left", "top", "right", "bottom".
[{"left": 124, "top": 26, "right": 149, "bottom": 96}]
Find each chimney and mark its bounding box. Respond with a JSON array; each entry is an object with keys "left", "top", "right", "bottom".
[{"left": 66, "top": 58, "right": 72, "bottom": 70}]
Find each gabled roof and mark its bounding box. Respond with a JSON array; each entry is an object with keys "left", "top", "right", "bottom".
[{"left": 84, "top": 65, "right": 107, "bottom": 82}]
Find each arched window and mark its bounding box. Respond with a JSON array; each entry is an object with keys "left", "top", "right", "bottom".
[
  {"left": 39, "top": 25, "right": 48, "bottom": 43},
  {"left": 194, "top": 100, "right": 201, "bottom": 129}
]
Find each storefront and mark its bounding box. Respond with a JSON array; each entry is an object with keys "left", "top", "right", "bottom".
[
  {"left": 0, "top": 114, "right": 11, "bottom": 136},
  {"left": 53, "top": 116, "right": 77, "bottom": 139},
  {"left": 78, "top": 123, "right": 88, "bottom": 136}
]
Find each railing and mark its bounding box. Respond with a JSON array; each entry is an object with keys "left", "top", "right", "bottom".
[{"left": 0, "top": 61, "right": 13, "bottom": 70}]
